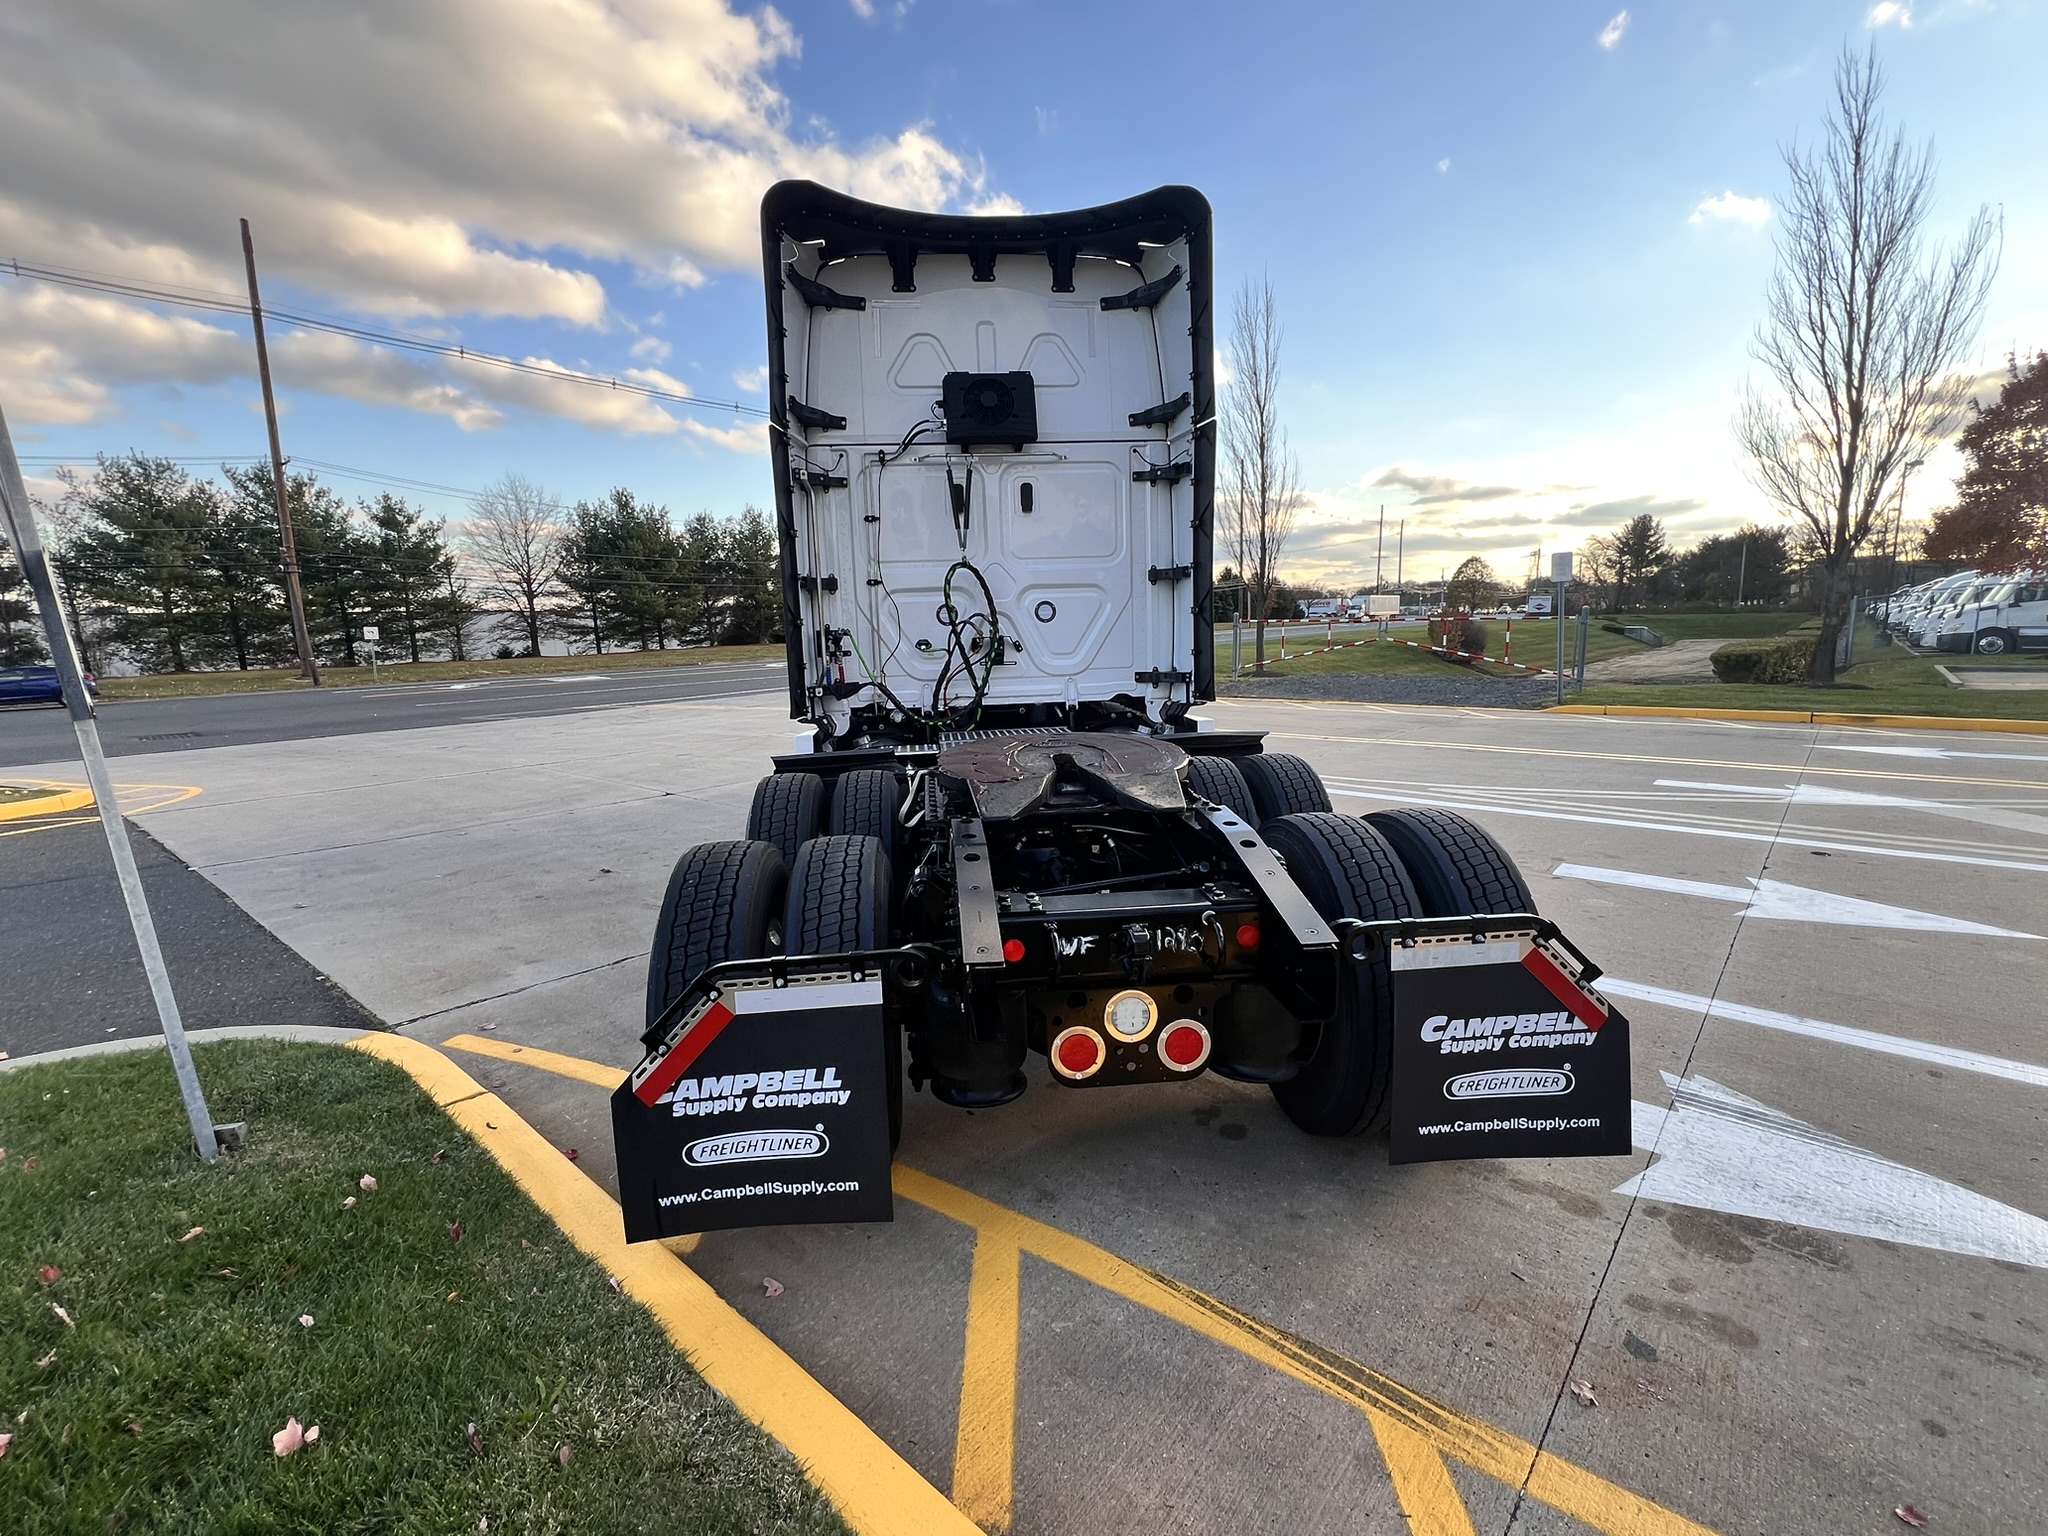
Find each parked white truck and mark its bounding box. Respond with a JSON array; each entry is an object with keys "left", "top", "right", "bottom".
[{"left": 611, "top": 184, "right": 1633, "bottom": 1239}]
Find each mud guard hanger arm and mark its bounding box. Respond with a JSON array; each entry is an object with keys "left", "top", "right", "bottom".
[
  {"left": 788, "top": 396, "right": 846, "bottom": 432},
  {"left": 1130, "top": 392, "right": 1191, "bottom": 428},
  {"left": 786, "top": 266, "right": 867, "bottom": 311},
  {"left": 1101, "top": 264, "right": 1183, "bottom": 311}
]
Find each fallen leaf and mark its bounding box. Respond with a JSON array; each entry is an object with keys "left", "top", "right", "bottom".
[
  {"left": 51, "top": 1304, "right": 74, "bottom": 1329},
  {"left": 342, "top": 1196, "right": 357, "bottom": 1210},
  {"left": 305, "top": 1425, "right": 320, "bottom": 1445},
  {"left": 179, "top": 1226, "right": 205, "bottom": 1242},
  {"left": 0, "top": 1432, "right": 11, "bottom": 1458},
  {"left": 607, "top": 1275, "right": 623, "bottom": 1295},
  {"left": 298, "top": 1314, "right": 315, "bottom": 1329},
  {"left": 23, "top": 1158, "right": 37, "bottom": 1172},
  {"left": 359, "top": 1174, "right": 378, "bottom": 1193},
  {"left": 555, "top": 1443, "right": 571, "bottom": 1468},
  {"left": 431, "top": 1150, "right": 446, "bottom": 1165},
  {"left": 34, "top": 1350, "right": 56, "bottom": 1369},
  {"left": 38, "top": 1265, "right": 60, "bottom": 1286},
  {"left": 126, "top": 1420, "right": 143, "bottom": 1434},
  {"left": 478, "top": 1519, "right": 489, "bottom": 1533},
  {"left": 465, "top": 1421, "right": 485, "bottom": 1456},
  {"left": 479, "top": 1022, "right": 498, "bottom": 1032},
  {"left": 447, "top": 1291, "right": 460, "bottom": 1302},
  {"left": 272, "top": 1417, "right": 307, "bottom": 1457},
  {"left": 598, "top": 867, "right": 613, "bottom": 874},
  {"left": 1568, "top": 1378, "right": 1597, "bottom": 1408},
  {"left": 449, "top": 1223, "right": 463, "bottom": 1244},
  {"left": 563, "top": 1147, "right": 579, "bottom": 1162},
  {"left": 1894, "top": 1508, "right": 1929, "bottom": 1529},
  {"left": 762, "top": 1277, "right": 786, "bottom": 1298}
]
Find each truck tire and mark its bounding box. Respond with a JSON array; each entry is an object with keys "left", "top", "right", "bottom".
[
  {"left": 784, "top": 833, "right": 901, "bottom": 1149},
  {"left": 1184, "top": 754, "right": 1261, "bottom": 826},
  {"left": 1975, "top": 629, "right": 2010, "bottom": 655},
  {"left": 829, "top": 769, "right": 903, "bottom": 866},
  {"left": 1364, "top": 808, "right": 1534, "bottom": 917},
  {"left": 1239, "top": 753, "right": 1332, "bottom": 819},
  {"left": 646, "top": 840, "right": 788, "bottom": 1030},
  {"left": 1260, "top": 813, "right": 1418, "bottom": 1136},
  {"left": 746, "top": 772, "right": 824, "bottom": 865}
]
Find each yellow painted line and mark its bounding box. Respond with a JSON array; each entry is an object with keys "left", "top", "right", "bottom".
[
  {"left": 895, "top": 1167, "right": 1718, "bottom": 1536},
  {"left": 0, "top": 785, "right": 94, "bottom": 821},
  {"left": 439, "top": 1031, "right": 631, "bottom": 1090},
  {"left": 351, "top": 1033, "right": 979, "bottom": 1536},
  {"left": 1266, "top": 730, "right": 2048, "bottom": 794},
  {"left": 451, "top": 1032, "right": 1723, "bottom": 1536},
  {"left": 1549, "top": 702, "right": 2048, "bottom": 735},
  {"left": 951, "top": 1233, "right": 1023, "bottom": 1532}
]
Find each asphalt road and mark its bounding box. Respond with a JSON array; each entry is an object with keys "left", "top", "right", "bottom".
[
  {"left": 0, "top": 660, "right": 785, "bottom": 767},
  {"left": 4, "top": 692, "right": 2044, "bottom": 1534}
]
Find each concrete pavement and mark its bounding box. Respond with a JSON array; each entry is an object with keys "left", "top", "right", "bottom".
[{"left": 3, "top": 693, "right": 2043, "bottom": 1533}]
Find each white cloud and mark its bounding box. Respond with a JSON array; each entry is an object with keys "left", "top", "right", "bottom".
[
  {"left": 1435, "top": 158, "right": 1452, "bottom": 174},
  {"left": 1598, "top": 10, "right": 1630, "bottom": 48},
  {"left": 733, "top": 365, "right": 769, "bottom": 393},
  {"left": 1690, "top": 191, "right": 1773, "bottom": 226},
  {"left": 0, "top": 0, "right": 995, "bottom": 326},
  {"left": 1867, "top": 2, "right": 1913, "bottom": 26},
  {"left": 685, "top": 418, "right": 770, "bottom": 454},
  {"left": 965, "top": 193, "right": 1026, "bottom": 217},
  {"left": 0, "top": 0, "right": 1014, "bottom": 444},
  {"left": 849, "top": 0, "right": 875, "bottom": 16}
]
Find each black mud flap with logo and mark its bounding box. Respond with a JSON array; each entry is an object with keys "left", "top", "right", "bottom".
[
  {"left": 612, "top": 960, "right": 896, "bottom": 1242},
  {"left": 1380, "top": 919, "right": 1633, "bottom": 1164}
]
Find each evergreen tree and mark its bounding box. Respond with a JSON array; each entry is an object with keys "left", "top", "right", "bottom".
[
  {"left": 64, "top": 455, "right": 217, "bottom": 672},
  {"left": 1, "top": 534, "right": 49, "bottom": 665},
  {"left": 360, "top": 493, "right": 459, "bottom": 662},
  {"left": 719, "top": 506, "right": 780, "bottom": 644}
]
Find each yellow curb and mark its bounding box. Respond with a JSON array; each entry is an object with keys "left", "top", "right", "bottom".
[
  {"left": 1548, "top": 703, "right": 2048, "bottom": 733},
  {"left": 348, "top": 1032, "right": 978, "bottom": 1536},
  {"left": 0, "top": 784, "right": 95, "bottom": 822}
]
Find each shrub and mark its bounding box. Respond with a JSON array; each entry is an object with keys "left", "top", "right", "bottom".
[
  {"left": 1711, "top": 633, "right": 1817, "bottom": 684},
  {"left": 1429, "top": 617, "right": 1489, "bottom": 656}
]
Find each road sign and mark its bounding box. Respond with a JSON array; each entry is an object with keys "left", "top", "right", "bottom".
[
  {"left": 1550, "top": 551, "right": 1573, "bottom": 582},
  {"left": 361, "top": 625, "right": 380, "bottom": 642}
]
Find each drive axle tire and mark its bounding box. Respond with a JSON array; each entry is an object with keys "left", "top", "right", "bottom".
[
  {"left": 1184, "top": 754, "right": 1261, "bottom": 826},
  {"left": 1260, "top": 813, "right": 1419, "bottom": 1136},
  {"left": 746, "top": 772, "right": 824, "bottom": 865},
  {"left": 829, "top": 769, "right": 903, "bottom": 865},
  {"left": 646, "top": 839, "right": 787, "bottom": 1030},
  {"left": 1975, "top": 630, "right": 2009, "bottom": 656},
  {"left": 1239, "top": 752, "right": 1333, "bottom": 820},
  {"left": 784, "top": 833, "right": 900, "bottom": 1148},
  {"left": 1364, "top": 808, "right": 1534, "bottom": 917}
]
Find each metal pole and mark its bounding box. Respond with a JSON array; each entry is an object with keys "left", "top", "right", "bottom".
[
  {"left": 1232, "top": 609, "right": 1241, "bottom": 679},
  {"left": 1550, "top": 587, "right": 1561, "bottom": 699},
  {"left": 1376, "top": 504, "right": 1385, "bottom": 592},
  {"left": 1576, "top": 604, "right": 1590, "bottom": 690},
  {"left": 1396, "top": 521, "right": 1404, "bottom": 598},
  {"left": 241, "top": 219, "right": 321, "bottom": 686},
  {"left": 0, "top": 406, "right": 220, "bottom": 1161},
  {"left": 1735, "top": 538, "right": 1747, "bottom": 609}
]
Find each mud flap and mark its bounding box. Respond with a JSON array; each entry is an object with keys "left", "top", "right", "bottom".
[
  {"left": 1383, "top": 921, "right": 1632, "bottom": 1163},
  {"left": 612, "top": 962, "right": 896, "bottom": 1242}
]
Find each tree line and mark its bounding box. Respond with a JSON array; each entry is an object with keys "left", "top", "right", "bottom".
[{"left": 0, "top": 456, "right": 781, "bottom": 674}]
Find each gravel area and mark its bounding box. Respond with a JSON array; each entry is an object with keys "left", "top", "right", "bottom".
[{"left": 1217, "top": 671, "right": 1558, "bottom": 708}]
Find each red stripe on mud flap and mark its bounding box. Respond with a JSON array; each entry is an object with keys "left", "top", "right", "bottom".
[
  {"left": 634, "top": 1001, "right": 735, "bottom": 1105},
  {"left": 1522, "top": 947, "right": 1608, "bottom": 1031}
]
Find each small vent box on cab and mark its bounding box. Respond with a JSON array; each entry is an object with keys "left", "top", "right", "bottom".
[{"left": 942, "top": 371, "right": 1038, "bottom": 448}]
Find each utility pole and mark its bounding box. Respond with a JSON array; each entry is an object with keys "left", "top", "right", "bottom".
[
  {"left": 1375, "top": 504, "right": 1385, "bottom": 591},
  {"left": 1396, "top": 521, "right": 1404, "bottom": 599},
  {"left": 240, "top": 218, "right": 320, "bottom": 685}
]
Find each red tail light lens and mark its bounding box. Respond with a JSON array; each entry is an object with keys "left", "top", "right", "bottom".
[
  {"left": 1159, "top": 1020, "right": 1212, "bottom": 1072},
  {"left": 1050, "top": 1026, "right": 1106, "bottom": 1080}
]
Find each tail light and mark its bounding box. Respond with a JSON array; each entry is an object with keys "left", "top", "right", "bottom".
[
  {"left": 1050, "top": 1025, "right": 1107, "bottom": 1080},
  {"left": 1158, "top": 1020, "right": 1212, "bottom": 1073}
]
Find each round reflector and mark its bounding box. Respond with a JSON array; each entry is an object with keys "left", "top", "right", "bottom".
[
  {"left": 1102, "top": 989, "right": 1158, "bottom": 1041},
  {"left": 1002, "top": 937, "right": 1026, "bottom": 963},
  {"left": 1051, "top": 1026, "right": 1106, "bottom": 1080},
  {"left": 1159, "top": 1020, "right": 1212, "bottom": 1072},
  {"left": 1235, "top": 923, "right": 1261, "bottom": 951}
]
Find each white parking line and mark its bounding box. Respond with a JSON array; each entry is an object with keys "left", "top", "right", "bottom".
[
  {"left": 1600, "top": 976, "right": 2048, "bottom": 1089},
  {"left": 1553, "top": 863, "right": 2046, "bottom": 938},
  {"left": 1325, "top": 785, "right": 2048, "bottom": 874}
]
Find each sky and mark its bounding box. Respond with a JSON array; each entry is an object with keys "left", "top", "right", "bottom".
[{"left": 2, "top": 0, "right": 2043, "bottom": 591}]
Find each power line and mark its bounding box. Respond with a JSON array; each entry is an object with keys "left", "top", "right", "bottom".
[{"left": 3, "top": 257, "right": 775, "bottom": 424}]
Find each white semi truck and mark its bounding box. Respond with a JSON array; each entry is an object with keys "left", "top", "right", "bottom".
[{"left": 612, "top": 184, "right": 1633, "bottom": 1239}]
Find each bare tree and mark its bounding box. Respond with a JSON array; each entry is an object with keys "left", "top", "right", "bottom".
[
  {"left": 1738, "top": 45, "right": 1999, "bottom": 682},
  {"left": 1222, "top": 276, "right": 1304, "bottom": 672},
  {"left": 458, "top": 472, "right": 561, "bottom": 656}
]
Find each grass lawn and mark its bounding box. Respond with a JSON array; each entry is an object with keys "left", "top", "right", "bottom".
[
  {"left": 1572, "top": 647, "right": 2048, "bottom": 720},
  {"left": 0, "top": 787, "right": 63, "bottom": 806},
  {"left": 1215, "top": 612, "right": 1811, "bottom": 682},
  {"left": 0, "top": 1042, "right": 848, "bottom": 1536},
  {"left": 97, "top": 644, "right": 785, "bottom": 702}
]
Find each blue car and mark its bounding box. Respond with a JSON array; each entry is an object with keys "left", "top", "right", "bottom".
[{"left": 0, "top": 664, "right": 95, "bottom": 706}]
